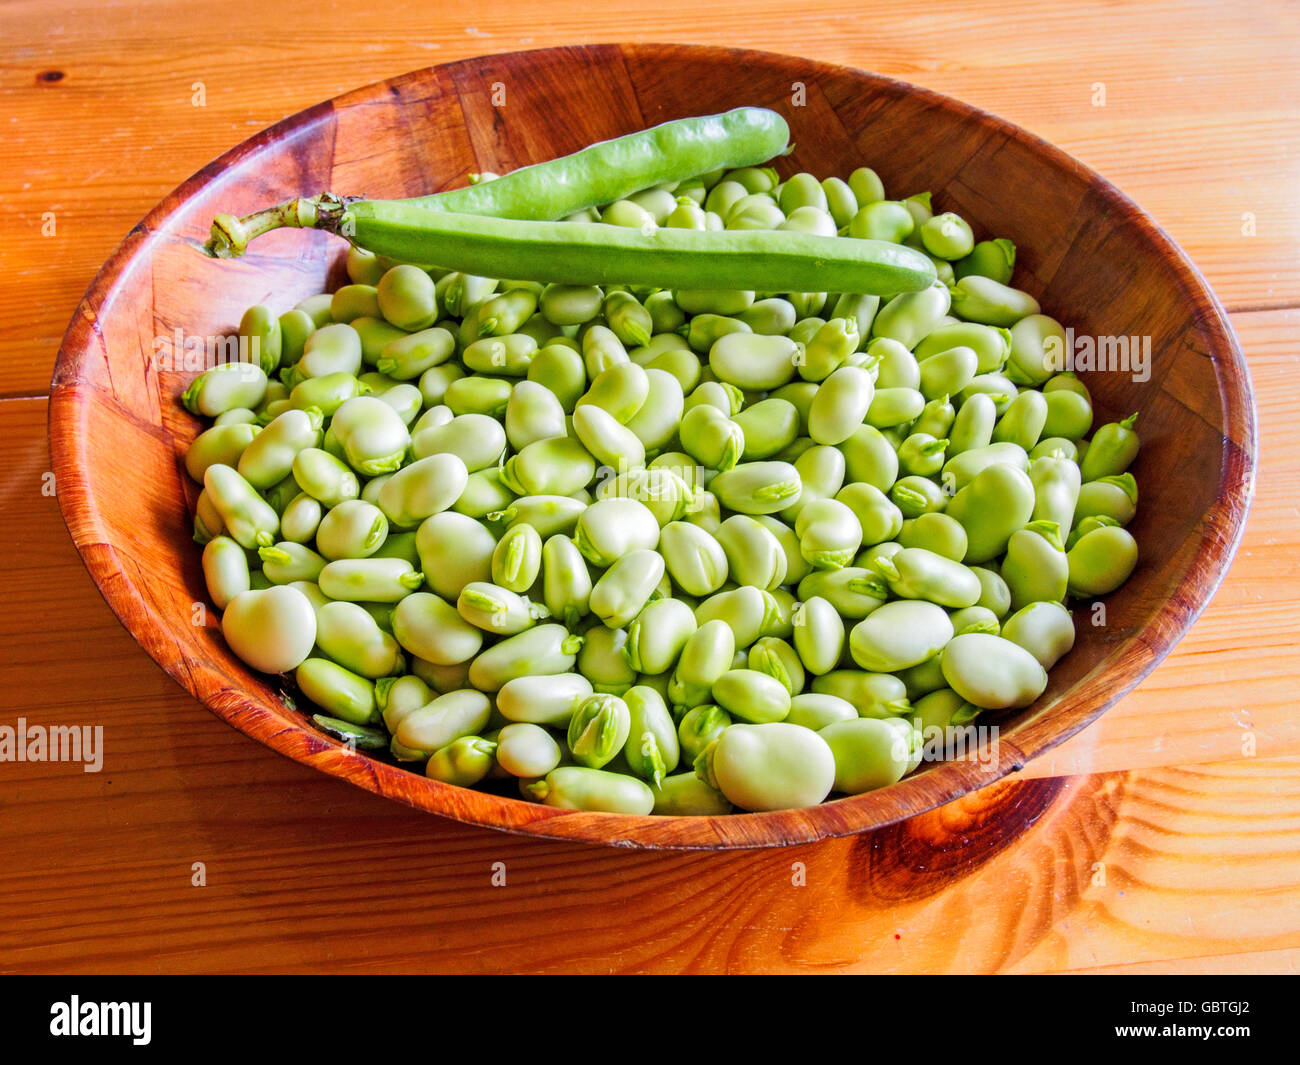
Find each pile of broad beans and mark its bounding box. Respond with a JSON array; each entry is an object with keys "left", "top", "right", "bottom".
[{"left": 184, "top": 159, "right": 1139, "bottom": 816}]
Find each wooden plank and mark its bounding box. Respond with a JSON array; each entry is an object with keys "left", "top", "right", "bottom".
[
  {"left": 1, "top": 0, "right": 1296, "bottom": 396},
  {"left": 7, "top": 310, "right": 1290, "bottom": 791},
  {"left": 2, "top": 728, "right": 1297, "bottom": 972},
  {"left": 2, "top": 0, "right": 1296, "bottom": 973},
  {"left": 2, "top": 292, "right": 1296, "bottom": 970},
  {"left": 1072, "top": 945, "right": 1300, "bottom": 975}
]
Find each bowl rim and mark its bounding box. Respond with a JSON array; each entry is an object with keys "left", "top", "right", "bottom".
[{"left": 48, "top": 42, "right": 1257, "bottom": 850}]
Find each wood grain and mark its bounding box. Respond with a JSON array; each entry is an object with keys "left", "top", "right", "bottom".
[
  {"left": 3, "top": 631, "right": 1297, "bottom": 976},
  {"left": 1, "top": 0, "right": 1296, "bottom": 398},
  {"left": 3, "top": 301, "right": 1295, "bottom": 820},
  {"left": 1, "top": 0, "right": 1296, "bottom": 971}
]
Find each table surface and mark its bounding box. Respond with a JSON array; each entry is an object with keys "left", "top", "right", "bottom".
[{"left": 2, "top": 0, "right": 1297, "bottom": 974}]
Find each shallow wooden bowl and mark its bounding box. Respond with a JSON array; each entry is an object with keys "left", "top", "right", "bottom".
[{"left": 49, "top": 44, "right": 1255, "bottom": 849}]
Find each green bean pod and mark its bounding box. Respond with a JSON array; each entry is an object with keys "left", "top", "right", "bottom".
[
  {"left": 215, "top": 195, "right": 937, "bottom": 296},
  {"left": 411, "top": 109, "right": 791, "bottom": 219}
]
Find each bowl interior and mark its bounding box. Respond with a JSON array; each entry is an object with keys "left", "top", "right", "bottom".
[{"left": 50, "top": 44, "right": 1255, "bottom": 849}]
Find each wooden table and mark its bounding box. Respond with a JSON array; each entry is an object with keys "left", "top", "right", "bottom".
[{"left": 1, "top": 0, "right": 1297, "bottom": 974}]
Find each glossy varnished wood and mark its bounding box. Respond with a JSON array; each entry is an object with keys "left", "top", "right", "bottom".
[
  {"left": 5, "top": 376, "right": 1296, "bottom": 970},
  {"left": 46, "top": 44, "right": 1256, "bottom": 848},
  {"left": 4, "top": 0, "right": 1297, "bottom": 972},
  {"left": 3, "top": 0, "right": 1297, "bottom": 403}
]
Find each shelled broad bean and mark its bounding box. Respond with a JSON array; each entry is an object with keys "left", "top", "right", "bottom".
[{"left": 186, "top": 157, "right": 1140, "bottom": 818}]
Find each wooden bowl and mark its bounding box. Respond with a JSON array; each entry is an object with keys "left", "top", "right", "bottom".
[{"left": 49, "top": 44, "right": 1255, "bottom": 849}]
